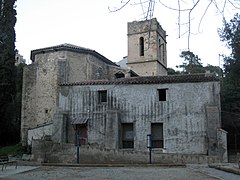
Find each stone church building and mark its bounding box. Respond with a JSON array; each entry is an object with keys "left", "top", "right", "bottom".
[{"left": 21, "top": 18, "right": 227, "bottom": 164}]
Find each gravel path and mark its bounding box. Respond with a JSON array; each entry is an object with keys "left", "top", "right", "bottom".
[
  {"left": 188, "top": 164, "right": 240, "bottom": 180},
  {"left": 1, "top": 166, "right": 219, "bottom": 180}
]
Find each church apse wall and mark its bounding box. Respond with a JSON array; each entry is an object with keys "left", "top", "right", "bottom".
[{"left": 21, "top": 44, "right": 124, "bottom": 146}]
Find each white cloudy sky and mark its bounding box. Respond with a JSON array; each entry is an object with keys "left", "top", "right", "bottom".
[{"left": 15, "top": 0, "right": 238, "bottom": 69}]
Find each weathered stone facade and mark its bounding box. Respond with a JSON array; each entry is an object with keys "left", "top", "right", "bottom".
[
  {"left": 54, "top": 75, "right": 224, "bottom": 155},
  {"left": 30, "top": 74, "right": 227, "bottom": 164},
  {"left": 21, "top": 44, "right": 128, "bottom": 146},
  {"left": 127, "top": 18, "right": 167, "bottom": 76},
  {"left": 22, "top": 18, "right": 227, "bottom": 164}
]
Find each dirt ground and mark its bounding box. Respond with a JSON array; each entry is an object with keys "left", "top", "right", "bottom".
[{"left": 1, "top": 164, "right": 240, "bottom": 180}]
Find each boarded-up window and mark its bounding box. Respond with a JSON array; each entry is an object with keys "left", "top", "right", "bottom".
[
  {"left": 151, "top": 123, "right": 163, "bottom": 148},
  {"left": 98, "top": 90, "right": 107, "bottom": 103},
  {"left": 158, "top": 89, "right": 167, "bottom": 101},
  {"left": 139, "top": 37, "right": 144, "bottom": 56},
  {"left": 122, "top": 123, "right": 134, "bottom": 148}
]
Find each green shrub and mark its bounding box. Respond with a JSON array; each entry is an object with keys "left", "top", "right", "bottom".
[{"left": 0, "top": 144, "right": 26, "bottom": 157}]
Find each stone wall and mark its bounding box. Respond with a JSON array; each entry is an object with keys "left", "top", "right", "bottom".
[
  {"left": 217, "top": 129, "right": 228, "bottom": 162},
  {"left": 127, "top": 18, "right": 167, "bottom": 76},
  {"left": 32, "top": 140, "right": 220, "bottom": 164},
  {"left": 21, "top": 48, "right": 125, "bottom": 146},
  {"left": 21, "top": 64, "right": 37, "bottom": 146},
  {"left": 28, "top": 123, "right": 53, "bottom": 145},
  {"left": 66, "top": 51, "right": 125, "bottom": 82},
  {"left": 57, "top": 80, "right": 221, "bottom": 155},
  {"left": 32, "top": 140, "right": 75, "bottom": 163},
  {"left": 34, "top": 52, "right": 59, "bottom": 125},
  {"left": 21, "top": 52, "right": 61, "bottom": 146}
]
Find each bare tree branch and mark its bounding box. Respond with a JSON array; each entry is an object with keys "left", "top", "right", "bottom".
[
  {"left": 198, "top": 1, "right": 213, "bottom": 33},
  {"left": 108, "top": 0, "right": 131, "bottom": 12},
  {"left": 158, "top": 0, "right": 191, "bottom": 11},
  {"left": 178, "top": 0, "right": 181, "bottom": 38},
  {"left": 187, "top": 0, "right": 200, "bottom": 49},
  {"left": 109, "top": 0, "right": 240, "bottom": 49},
  {"left": 227, "top": 0, "right": 240, "bottom": 9}
]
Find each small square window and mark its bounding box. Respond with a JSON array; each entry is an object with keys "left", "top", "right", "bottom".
[
  {"left": 98, "top": 90, "right": 107, "bottom": 103},
  {"left": 158, "top": 89, "right": 167, "bottom": 101}
]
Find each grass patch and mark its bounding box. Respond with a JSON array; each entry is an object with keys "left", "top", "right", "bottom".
[{"left": 0, "top": 143, "right": 26, "bottom": 157}]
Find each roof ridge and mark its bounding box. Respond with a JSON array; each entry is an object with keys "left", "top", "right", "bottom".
[
  {"left": 59, "top": 43, "right": 92, "bottom": 51},
  {"left": 30, "top": 43, "right": 119, "bottom": 67}
]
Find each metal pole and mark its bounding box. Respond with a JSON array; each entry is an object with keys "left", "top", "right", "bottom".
[
  {"left": 149, "top": 147, "right": 152, "bottom": 164},
  {"left": 77, "top": 134, "right": 80, "bottom": 164},
  {"left": 77, "top": 145, "right": 80, "bottom": 164},
  {"left": 147, "top": 134, "right": 152, "bottom": 164}
]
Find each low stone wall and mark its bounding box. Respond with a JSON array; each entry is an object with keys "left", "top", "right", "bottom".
[
  {"left": 32, "top": 140, "right": 220, "bottom": 164},
  {"left": 78, "top": 146, "right": 220, "bottom": 164},
  {"left": 32, "top": 140, "right": 75, "bottom": 163}
]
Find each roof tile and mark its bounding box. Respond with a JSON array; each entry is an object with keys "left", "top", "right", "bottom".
[{"left": 60, "top": 73, "right": 219, "bottom": 86}]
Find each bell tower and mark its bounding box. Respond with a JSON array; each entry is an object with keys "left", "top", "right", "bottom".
[{"left": 127, "top": 18, "right": 167, "bottom": 76}]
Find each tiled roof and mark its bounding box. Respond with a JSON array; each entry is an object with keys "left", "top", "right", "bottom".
[
  {"left": 60, "top": 73, "right": 219, "bottom": 86},
  {"left": 30, "top": 43, "right": 118, "bottom": 66}
]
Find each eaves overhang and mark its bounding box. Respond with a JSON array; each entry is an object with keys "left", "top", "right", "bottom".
[{"left": 60, "top": 73, "right": 220, "bottom": 86}]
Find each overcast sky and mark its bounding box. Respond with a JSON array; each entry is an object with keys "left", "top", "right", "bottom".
[{"left": 15, "top": 0, "right": 238, "bottom": 69}]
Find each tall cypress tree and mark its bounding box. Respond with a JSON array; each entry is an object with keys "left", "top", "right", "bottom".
[{"left": 0, "top": 0, "right": 17, "bottom": 146}]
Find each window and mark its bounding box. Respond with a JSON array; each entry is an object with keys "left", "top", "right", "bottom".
[
  {"left": 115, "top": 72, "right": 125, "bottom": 79},
  {"left": 158, "top": 39, "right": 161, "bottom": 59},
  {"left": 151, "top": 123, "right": 163, "bottom": 148},
  {"left": 139, "top": 37, "right": 144, "bottom": 56},
  {"left": 122, "top": 123, "right": 134, "bottom": 148},
  {"left": 162, "top": 44, "right": 165, "bottom": 63},
  {"left": 158, "top": 89, "right": 167, "bottom": 101},
  {"left": 98, "top": 90, "right": 107, "bottom": 103}
]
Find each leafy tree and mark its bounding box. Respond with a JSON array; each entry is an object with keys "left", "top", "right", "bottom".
[
  {"left": 175, "top": 51, "right": 223, "bottom": 77},
  {"left": 15, "top": 63, "right": 25, "bottom": 139},
  {"left": 0, "top": 0, "right": 17, "bottom": 146},
  {"left": 177, "top": 50, "right": 205, "bottom": 74},
  {"left": 167, "top": 68, "right": 180, "bottom": 75},
  {"left": 204, "top": 64, "right": 223, "bottom": 77},
  {"left": 218, "top": 13, "right": 240, "bottom": 152},
  {"left": 219, "top": 13, "right": 240, "bottom": 112}
]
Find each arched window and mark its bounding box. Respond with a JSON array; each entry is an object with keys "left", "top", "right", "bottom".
[{"left": 139, "top": 37, "right": 144, "bottom": 56}]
